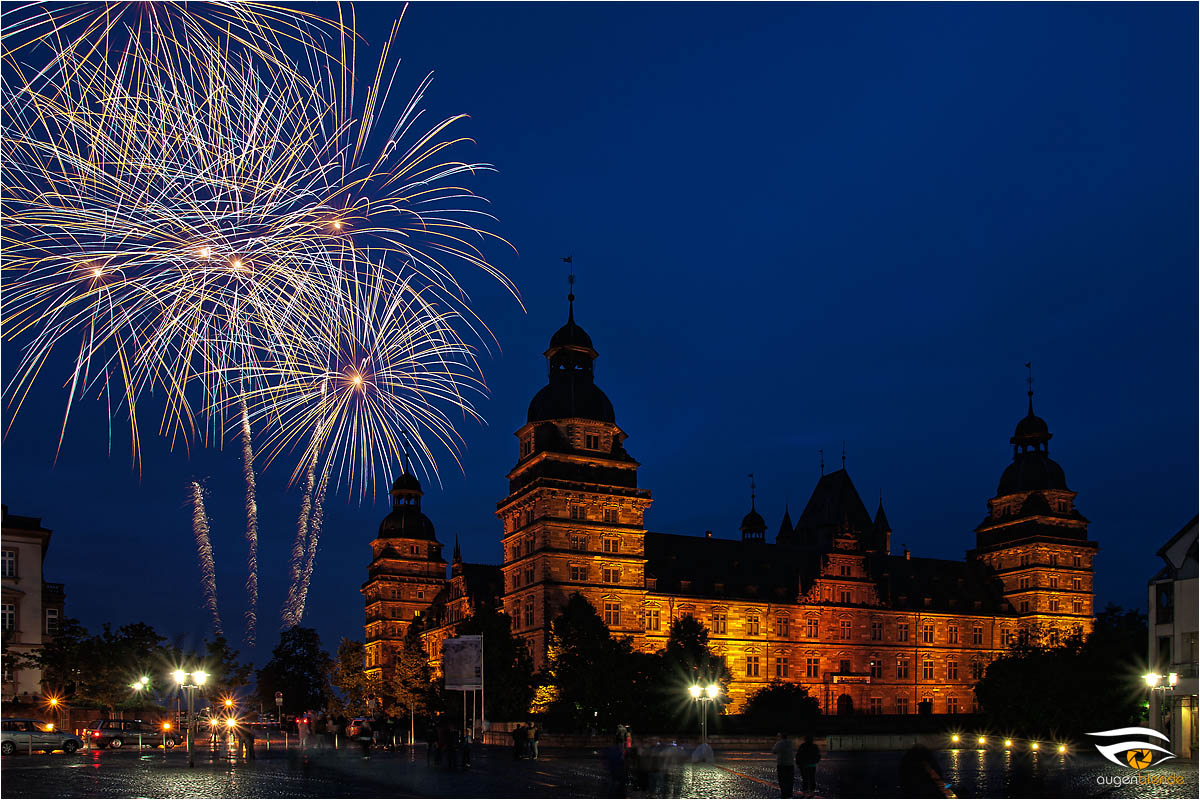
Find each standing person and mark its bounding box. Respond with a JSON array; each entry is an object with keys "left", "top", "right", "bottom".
[
  {"left": 462, "top": 728, "right": 472, "bottom": 768},
  {"left": 603, "top": 735, "right": 626, "bottom": 798},
  {"left": 357, "top": 717, "right": 373, "bottom": 758},
  {"left": 531, "top": 725, "right": 540, "bottom": 760},
  {"left": 773, "top": 732, "right": 797, "bottom": 798},
  {"left": 298, "top": 715, "right": 311, "bottom": 751},
  {"left": 796, "top": 734, "right": 821, "bottom": 798}
]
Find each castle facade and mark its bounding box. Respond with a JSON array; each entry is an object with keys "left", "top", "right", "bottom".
[{"left": 363, "top": 296, "right": 1098, "bottom": 714}]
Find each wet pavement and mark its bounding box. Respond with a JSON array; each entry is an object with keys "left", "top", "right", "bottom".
[{"left": 0, "top": 743, "right": 1195, "bottom": 797}]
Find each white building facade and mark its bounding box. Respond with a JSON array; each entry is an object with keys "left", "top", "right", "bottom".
[
  {"left": 1148, "top": 515, "right": 1198, "bottom": 759},
  {"left": 1, "top": 506, "right": 66, "bottom": 703}
]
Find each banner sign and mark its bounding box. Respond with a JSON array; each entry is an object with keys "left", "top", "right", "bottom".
[{"left": 443, "top": 635, "right": 483, "bottom": 690}]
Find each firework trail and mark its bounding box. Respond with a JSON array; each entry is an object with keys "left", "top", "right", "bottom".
[
  {"left": 239, "top": 394, "right": 259, "bottom": 646},
  {"left": 283, "top": 435, "right": 321, "bottom": 629},
  {"left": 295, "top": 467, "right": 329, "bottom": 624},
  {"left": 190, "top": 480, "right": 223, "bottom": 636}
]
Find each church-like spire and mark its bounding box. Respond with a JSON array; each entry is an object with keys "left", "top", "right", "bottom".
[
  {"left": 777, "top": 504, "right": 794, "bottom": 541},
  {"left": 453, "top": 533, "right": 462, "bottom": 563}
]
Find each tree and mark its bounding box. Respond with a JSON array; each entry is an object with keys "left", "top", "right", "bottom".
[
  {"left": 255, "top": 627, "right": 333, "bottom": 715},
  {"left": 21, "top": 616, "right": 91, "bottom": 698},
  {"left": 454, "top": 606, "right": 534, "bottom": 721},
  {"left": 201, "top": 635, "right": 253, "bottom": 700},
  {"left": 634, "top": 616, "right": 732, "bottom": 731},
  {"left": 540, "top": 594, "right": 642, "bottom": 731},
  {"left": 975, "top": 604, "right": 1148, "bottom": 737},
  {"left": 742, "top": 681, "right": 821, "bottom": 733},
  {"left": 328, "top": 638, "right": 382, "bottom": 717},
  {"left": 388, "top": 626, "right": 434, "bottom": 719}
]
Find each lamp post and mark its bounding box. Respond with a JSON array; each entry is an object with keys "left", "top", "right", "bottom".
[
  {"left": 172, "top": 669, "right": 208, "bottom": 767},
  {"left": 688, "top": 684, "right": 721, "bottom": 745},
  {"left": 1143, "top": 672, "right": 1179, "bottom": 735}
]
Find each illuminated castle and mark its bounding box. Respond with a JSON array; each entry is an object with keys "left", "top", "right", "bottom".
[{"left": 363, "top": 291, "right": 1098, "bottom": 713}]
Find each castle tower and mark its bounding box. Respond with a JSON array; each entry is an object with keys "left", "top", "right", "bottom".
[
  {"left": 362, "top": 468, "right": 447, "bottom": 684},
  {"left": 497, "top": 285, "right": 652, "bottom": 667},
  {"left": 970, "top": 375, "right": 1098, "bottom": 642}
]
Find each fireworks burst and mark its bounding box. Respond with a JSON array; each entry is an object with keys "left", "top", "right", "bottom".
[{"left": 3, "top": 2, "right": 520, "bottom": 630}]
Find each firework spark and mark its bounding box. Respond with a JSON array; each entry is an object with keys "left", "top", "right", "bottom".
[{"left": 190, "top": 480, "right": 222, "bottom": 636}]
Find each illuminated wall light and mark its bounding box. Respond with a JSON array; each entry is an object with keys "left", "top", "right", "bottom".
[
  {"left": 1004, "top": 739, "right": 1013, "bottom": 748},
  {"left": 1030, "top": 742, "right": 1039, "bottom": 751},
  {"left": 951, "top": 734, "right": 961, "bottom": 744},
  {"left": 977, "top": 736, "right": 987, "bottom": 745},
  {"left": 1057, "top": 744, "right": 1067, "bottom": 753}
]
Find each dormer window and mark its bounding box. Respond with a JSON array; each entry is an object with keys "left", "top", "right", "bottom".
[{"left": 585, "top": 433, "right": 600, "bottom": 450}]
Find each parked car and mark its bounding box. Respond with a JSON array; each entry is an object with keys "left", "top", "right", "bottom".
[
  {"left": 345, "top": 717, "right": 371, "bottom": 739},
  {"left": 82, "top": 719, "right": 176, "bottom": 749},
  {"left": 1, "top": 719, "right": 83, "bottom": 755}
]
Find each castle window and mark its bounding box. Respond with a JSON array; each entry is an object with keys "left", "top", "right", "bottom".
[
  {"left": 870, "top": 660, "right": 883, "bottom": 678},
  {"left": 1049, "top": 599, "right": 1060, "bottom": 612},
  {"left": 839, "top": 564, "right": 851, "bottom": 577},
  {"left": 922, "top": 624, "right": 934, "bottom": 643},
  {"left": 896, "top": 697, "right": 910, "bottom": 715},
  {"left": 524, "top": 537, "right": 534, "bottom": 555},
  {"left": 838, "top": 589, "right": 852, "bottom": 604},
  {"left": 898, "top": 622, "right": 910, "bottom": 642},
  {"left": 775, "top": 616, "right": 789, "bottom": 637},
  {"left": 410, "top": 545, "right": 419, "bottom": 555},
  {"left": 870, "top": 621, "right": 882, "bottom": 641},
  {"left": 603, "top": 567, "right": 621, "bottom": 584},
  {"left": 746, "top": 656, "right": 760, "bottom": 678},
  {"left": 948, "top": 660, "right": 959, "bottom": 680},
  {"left": 805, "top": 658, "right": 820, "bottom": 678},
  {"left": 570, "top": 534, "right": 587, "bottom": 551},
  {"left": 1072, "top": 555, "right": 1081, "bottom": 567},
  {"left": 603, "top": 602, "right": 620, "bottom": 627},
  {"left": 868, "top": 697, "right": 883, "bottom": 715},
  {"left": 712, "top": 612, "right": 727, "bottom": 635},
  {"left": 897, "top": 659, "right": 910, "bottom": 679},
  {"left": 1072, "top": 577, "right": 1081, "bottom": 590},
  {"left": 1020, "top": 554, "right": 1030, "bottom": 567},
  {"left": 1072, "top": 600, "right": 1083, "bottom": 613},
  {"left": 417, "top": 590, "right": 424, "bottom": 600},
  {"left": 775, "top": 657, "right": 789, "bottom": 678},
  {"left": 1020, "top": 600, "right": 1030, "bottom": 613},
  {"left": 1050, "top": 576, "right": 1059, "bottom": 589},
  {"left": 603, "top": 508, "right": 618, "bottom": 523},
  {"left": 839, "top": 620, "right": 852, "bottom": 640},
  {"left": 525, "top": 565, "right": 535, "bottom": 584},
  {"left": 525, "top": 508, "right": 534, "bottom": 526},
  {"left": 524, "top": 598, "right": 534, "bottom": 627},
  {"left": 839, "top": 659, "right": 851, "bottom": 673},
  {"left": 947, "top": 696, "right": 960, "bottom": 714},
  {"left": 45, "top": 608, "right": 59, "bottom": 635},
  {"left": 1003, "top": 629, "right": 1016, "bottom": 646},
  {"left": 570, "top": 565, "right": 588, "bottom": 582},
  {"left": 521, "top": 434, "right": 533, "bottom": 457},
  {"left": 646, "top": 608, "right": 660, "bottom": 632},
  {"left": 971, "top": 661, "right": 985, "bottom": 680},
  {"left": 1019, "top": 576, "right": 1030, "bottom": 590},
  {"left": 948, "top": 625, "right": 959, "bottom": 644},
  {"left": 972, "top": 626, "right": 983, "bottom": 645},
  {"left": 585, "top": 434, "right": 600, "bottom": 450},
  {"left": 603, "top": 538, "right": 619, "bottom": 553},
  {"left": 0, "top": 550, "right": 14, "bottom": 578},
  {"left": 922, "top": 660, "right": 934, "bottom": 680},
  {"left": 747, "top": 615, "right": 760, "bottom": 636},
  {"left": 1050, "top": 554, "right": 1058, "bottom": 566},
  {"left": 569, "top": 506, "right": 584, "bottom": 520}
]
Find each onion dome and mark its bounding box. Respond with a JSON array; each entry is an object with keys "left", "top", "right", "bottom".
[
  {"left": 527, "top": 288, "right": 615, "bottom": 423},
  {"left": 378, "top": 470, "right": 438, "bottom": 540},
  {"left": 741, "top": 475, "right": 767, "bottom": 542},
  {"left": 997, "top": 380, "right": 1069, "bottom": 494}
]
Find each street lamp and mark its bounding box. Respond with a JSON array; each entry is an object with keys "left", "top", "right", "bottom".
[
  {"left": 688, "top": 684, "right": 720, "bottom": 745},
  {"left": 172, "top": 669, "right": 208, "bottom": 767}
]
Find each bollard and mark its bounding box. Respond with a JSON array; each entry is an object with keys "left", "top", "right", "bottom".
[
  {"left": 139, "top": 733, "right": 143, "bottom": 750},
  {"left": 334, "top": 733, "right": 338, "bottom": 750},
  {"left": 284, "top": 731, "right": 288, "bottom": 749}
]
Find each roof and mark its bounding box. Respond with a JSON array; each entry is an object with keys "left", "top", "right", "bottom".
[
  {"left": 870, "top": 555, "right": 1009, "bottom": 613},
  {"left": 644, "top": 532, "right": 814, "bottom": 601},
  {"left": 377, "top": 506, "right": 438, "bottom": 541},
  {"left": 997, "top": 451, "right": 1069, "bottom": 494},
  {"left": 527, "top": 379, "right": 615, "bottom": 423}
]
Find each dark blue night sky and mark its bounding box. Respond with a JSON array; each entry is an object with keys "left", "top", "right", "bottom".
[{"left": 3, "top": 2, "right": 1196, "bottom": 665}]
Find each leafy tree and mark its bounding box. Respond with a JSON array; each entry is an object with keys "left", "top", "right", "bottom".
[
  {"left": 454, "top": 606, "right": 534, "bottom": 720},
  {"left": 975, "top": 604, "right": 1147, "bottom": 737},
  {"left": 632, "top": 616, "right": 732, "bottom": 731},
  {"left": 742, "top": 681, "right": 821, "bottom": 733},
  {"left": 540, "top": 594, "right": 643, "bottom": 731},
  {"left": 388, "top": 625, "right": 435, "bottom": 718},
  {"left": 201, "top": 635, "right": 253, "bottom": 701},
  {"left": 22, "top": 616, "right": 91, "bottom": 698},
  {"left": 255, "top": 627, "right": 333, "bottom": 715},
  {"left": 328, "top": 638, "right": 382, "bottom": 717}
]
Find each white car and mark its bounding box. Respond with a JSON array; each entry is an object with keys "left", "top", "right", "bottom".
[{"left": 1, "top": 718, "right": 83, "bottom": 755}]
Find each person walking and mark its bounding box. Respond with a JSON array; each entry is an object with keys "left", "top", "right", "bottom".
[
  {"left": 796, "top": 734, "right": 821, "bottom": 798},
  {"left": 773, "top": 732, "right": 797, "bottom": 798},
  {"left": 356, "top": 717, "right": 373, "bottom": 758}
]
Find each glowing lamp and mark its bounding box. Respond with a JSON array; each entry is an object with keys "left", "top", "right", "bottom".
[
  {"left": 1143, "top": 673, "right": 1161, "bottom": 688},
  {"left": 225, "top": 718, "right": 236, "bottom": 728},
  {"left": 224, "top": 698, "right": 233, "bottom": 708},
  {"left": 1169, "top": 672, "right": 1178, "bottom": 686},
  {"left": 977, "top": 736, "right": 986, "bottom": 745},
  {"left": 172, "top": 670, "right": 188, "bottom": 684},
  {"left": 162, "top": 722, "right": 172, "bottom": 731},
  {"left": 193, "top": 671, "right": 208, "bottom": 686},
  {"left": 1057, "top": 744, "right": 1067, "bottom": 753},
  {"left": 1030, "top": 742, "right": 1039, "bottom": 750},
  {"left": 48, "top": 698, "right": 59, "bottom": 707},
  {"left": 44, "top": 724, "right": 54, "bottom": 732},
  {"left": 705, "top": 684, "right": 720, "bottom": 699},
  {"left": 1004, "top": 739, "right": 1013, "bottom": 748},
  {"left": 951, "top": 734, "right": 960, "bottom": 743},
  {"left": 688, "top": 685, "right": 702, "bottom": 699}
]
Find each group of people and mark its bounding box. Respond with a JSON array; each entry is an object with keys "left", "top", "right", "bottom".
[
  {"left": 424, "top": 724, "right": 473, "bottom": 769},
  {"left": 295, "top": 712, "right": 405, "bottom": 755},
  {"left": 772, "top": 733, "right": 822, "bottom": 798},
  {"left": 599, "top": 727, "right": 691, "bottom": 798},
  {"left": 510, "top": 723, "right": 540, "bottom": 759}
]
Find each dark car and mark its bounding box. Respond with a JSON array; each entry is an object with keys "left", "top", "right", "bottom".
[{"left": 82, "top": 719, "right": 175, "bottom": 749}]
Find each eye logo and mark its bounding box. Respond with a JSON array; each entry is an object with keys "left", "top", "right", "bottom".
[{"left": 1086, "top": 727, "right": 1174, "bottom": 769}]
